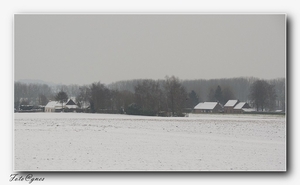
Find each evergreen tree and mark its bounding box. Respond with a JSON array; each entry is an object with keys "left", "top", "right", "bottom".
[
  {"left": 55, "top": 91, "right": 68, "bottom": 112},
  {"left": 186, "top": 90, "right": 199, "bottom": 108},
  {"left": 165, "top": 76, "right": 188, "bottom": 116},
  {"left": 214, "top": 85, "right": 224, "bottom": 104}
]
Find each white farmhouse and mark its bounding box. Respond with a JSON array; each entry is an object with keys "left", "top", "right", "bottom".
[
  {"left": 44, "top": 101, "right": 64, "bottom": 112},
  {"left": 45, "top": 99, "right": 78, "bottom": 112}
]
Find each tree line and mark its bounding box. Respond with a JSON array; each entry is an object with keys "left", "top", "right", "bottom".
[
  {"left": 14, "top": 76, "right": 285, "bottom": 115},
  {"left": 75, "top": 76, "right": 191, "bottom": 116},
  {"left": 108, "top": 77, "right": 285, "bottom": 111},
  {"left": 14, "top": 82, "right": 81, "bottom": 108}
]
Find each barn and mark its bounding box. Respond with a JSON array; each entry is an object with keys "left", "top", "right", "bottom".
[
  {"left": 233, "top": 102, "right": 253, "bottom": 113},
  {"left": 224, "top": 100, "right": 239, "bottom": 113},
  {"left": 65, "top": 99, "right": 78, "bottom": 112},
  {"left": 193, "top": 102, "right": 223, "bottom": 113}
]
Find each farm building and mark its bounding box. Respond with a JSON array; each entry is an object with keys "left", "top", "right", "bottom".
[
  {"left": 224, "top": 100, "right": 239, "bottom": 113},
  {"left": 45, "top": 101, "right": 63, "bottom": 112},
  {"left": 194, "top": 102, "right": 223, "bottom": 113},
  {"left": 45, "top": 99, "right": 78, "bottom": 112},
  {"left": 223, "top": 100, "right": 255, "bottom": 114},
  {"left": 233, "top": 102, "right": 255, "bottom": 113},
  {"left": 65, "top": 99, "right": 77, "bottom": 112}
]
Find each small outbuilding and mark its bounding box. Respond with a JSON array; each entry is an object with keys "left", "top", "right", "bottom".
[
  {"left": 194, "top": 102, "right": 223, "bottom": 113},
  {"left": 224, "top": 100, "right": 239, "bottom": 113},
  {"left": 233, "top": 102, "right": 252, "bottom": 113}
]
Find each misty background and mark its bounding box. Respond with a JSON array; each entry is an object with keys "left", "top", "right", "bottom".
[
  {"left": 14, "top": 14, "right": 286, "bottom": 114},
  {"left": 14, "top": 14, "right": 285, "bottom": 85}
]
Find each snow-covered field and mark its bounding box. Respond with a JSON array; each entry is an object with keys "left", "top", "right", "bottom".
[{"left": 14, "top": 113, "right": 286, "bottom": 171}]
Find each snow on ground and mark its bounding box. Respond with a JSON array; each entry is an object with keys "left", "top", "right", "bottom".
[{"left": 14, "top": 113, "right": 286, "bottom": 171}]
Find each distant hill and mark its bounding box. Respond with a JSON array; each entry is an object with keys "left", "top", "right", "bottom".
[{"left": 16, "top": 79, "right": 58, "bottom": 86}]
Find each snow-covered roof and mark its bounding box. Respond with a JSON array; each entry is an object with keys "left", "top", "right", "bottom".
[
  {"left": 234, "top": 102, "right": 246, "bottom": 109},
  {"left": 66, "top": 99, "right": 77, "bottom": 105},
  {"left": 45, "top": 101, "right": 64, "bottom": 109},
  {"left": 194, "top": 102, "right": 218, "bottom": 110},
  {"left": 224, "top": 100, "right": 239, "bottom": 107},
  {"left": 45, "top": 100, "right": 78, "bottom": 109},
  {"left": 234, "top": 102, "right": 251, "bottom": 110}
]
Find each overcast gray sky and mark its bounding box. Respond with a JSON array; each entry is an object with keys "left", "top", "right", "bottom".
[{"left": 14, "top": 14, "right": 285, "bottom": 85}]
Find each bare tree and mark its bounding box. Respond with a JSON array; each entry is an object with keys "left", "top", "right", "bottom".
[
  {"left": 38, "top": 94, "right": 48, "bottom": 105},
  {"left": 134, "top": 79, "right": 163, "bottom": 115},
  {"left": 164, "top": 76, "right": 187, "bottom": 116},
  {"left": 88, "top": 82, "right": 113, "bottom": 113},
  {"left": 249, "top": 80, "right": 277, "bottom": 111},
  {"left": 76, "top": 85, "right": 91, "bottom": 109},
  {"left": 207, "top": 88, "right": 215, "bottom": 102},
  {"left": 266, "top": 84, "right": 277, "bottom": 111},
  {"left": 118, "top": 90, "right": 135, "bottom": 113}
]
